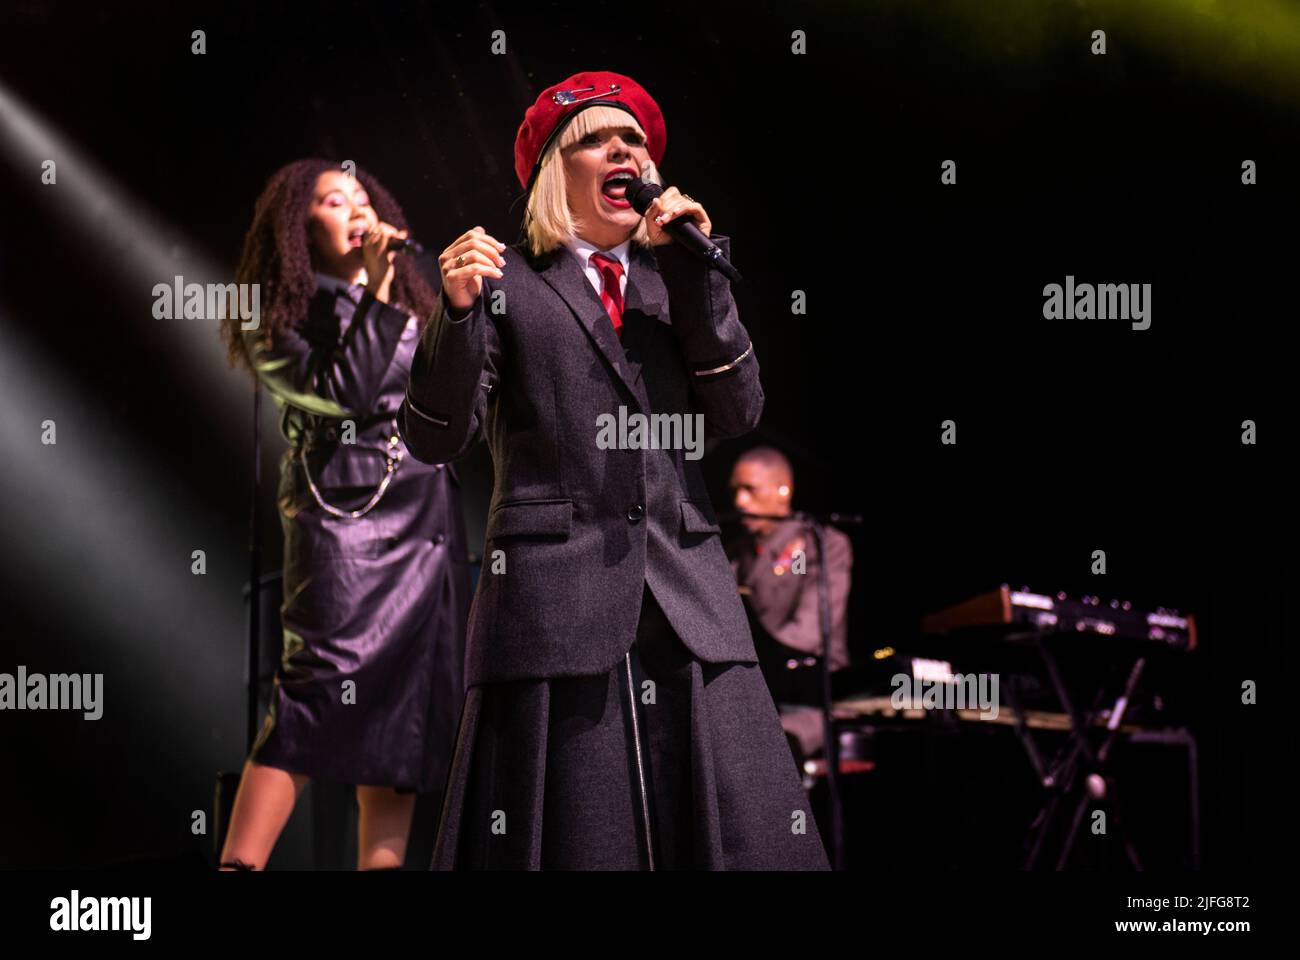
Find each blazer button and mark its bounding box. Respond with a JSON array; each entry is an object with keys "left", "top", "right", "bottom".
[
  {"left": 627, "top": 504, "right": 645, "bottom": 522},
  {"left": 432, "top": 533, "right": 446, "bottom": 545}
]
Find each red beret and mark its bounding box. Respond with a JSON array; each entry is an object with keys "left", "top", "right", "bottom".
[{"left": 514, "top": 70, "right": 666, "bottom": 192}]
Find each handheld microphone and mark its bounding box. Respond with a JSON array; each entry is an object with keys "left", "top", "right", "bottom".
[
  {"left": 624, "top": 178, "right": 742, "bottom": 283},
  {"left": 387, "top": 237, "right": 425, "bottom": 255}
]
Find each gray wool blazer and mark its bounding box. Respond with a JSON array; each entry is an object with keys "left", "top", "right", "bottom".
[{"left": 401, "top": 235, "right": 764, "bottom": 687}]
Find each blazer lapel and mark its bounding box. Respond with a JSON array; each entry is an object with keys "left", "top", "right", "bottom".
[
  {"left": 620, "top": 245, "right": 668, "bottom": 390},
  {"left": 536, "top": 246, "right": 647, "bottom": 411}
]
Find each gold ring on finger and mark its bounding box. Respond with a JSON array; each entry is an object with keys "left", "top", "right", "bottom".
[{"left": 455, "top": 254, "right": 465, "bottom": 268}]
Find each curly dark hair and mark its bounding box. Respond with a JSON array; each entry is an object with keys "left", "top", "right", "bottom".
[{"left": 220, "top": 157, "right": 437, "bottom": 371}]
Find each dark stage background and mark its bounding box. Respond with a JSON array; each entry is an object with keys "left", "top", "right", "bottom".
[{"left": 0, "top": 0, "right": 1290, "bottom": 876}]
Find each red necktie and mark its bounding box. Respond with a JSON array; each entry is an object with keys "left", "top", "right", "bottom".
[{"left": 590, "top": 252, "right": 625, "bottom": 340}]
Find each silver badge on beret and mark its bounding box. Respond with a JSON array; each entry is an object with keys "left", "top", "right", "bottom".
[{"left": 552, "top": 82, "right": 621, "bottom": 106}]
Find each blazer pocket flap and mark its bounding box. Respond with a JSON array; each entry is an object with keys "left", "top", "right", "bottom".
[
  {"left": 680, "top": 499, "right": 721, "bottom": 535},
  {"left": 487, "top": 499, "right": 573, "bottom": 539}
]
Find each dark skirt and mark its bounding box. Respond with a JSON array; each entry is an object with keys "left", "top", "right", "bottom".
[
  {"left": 250, "top": 454, "right": 470, "bottom": 794},
  {"left": 432, "top": 585, "right": 830, "bottom": 869}
]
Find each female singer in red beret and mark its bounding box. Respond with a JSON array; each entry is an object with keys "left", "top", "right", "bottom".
[{"left": 403, "top": 72, "right": 829, "bottom": 869}]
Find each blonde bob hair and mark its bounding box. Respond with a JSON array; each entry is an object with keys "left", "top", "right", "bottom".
[{"left": 524, "top": 105, "right": 663, "bottom": 258}]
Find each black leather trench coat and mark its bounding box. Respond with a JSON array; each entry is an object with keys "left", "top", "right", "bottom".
[{"left": 243, "top": 273, "right": 470, "bottom": 793}]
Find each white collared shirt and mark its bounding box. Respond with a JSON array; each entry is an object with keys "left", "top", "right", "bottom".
[{"left": 563, "top": 236, "right": 631, "bottom": 300}]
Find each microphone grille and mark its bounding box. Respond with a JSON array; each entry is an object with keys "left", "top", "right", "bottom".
[{"left": 625, "top": 176, "right": 661, "bottom": 215}]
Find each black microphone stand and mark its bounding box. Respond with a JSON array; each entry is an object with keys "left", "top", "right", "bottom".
[
  {"left": 805, "top": 516, "right": 844, "bottom": 870},
  {"left": 213, "top": 380, "right": 264, "bottom": 862},
  {"left": 727, "top": 507, "right": 863, "bottom": 871}
]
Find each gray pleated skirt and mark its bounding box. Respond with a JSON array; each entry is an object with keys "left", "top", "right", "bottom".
[{"left": 432, "top": 585, "right": 830, "bottom": 870}]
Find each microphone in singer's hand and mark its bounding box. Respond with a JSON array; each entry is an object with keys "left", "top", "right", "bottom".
[
  {"left": 624, "top": 178, "right": 741, "bottom": 283},
  {"left": 387, "top": 237, "right": 425, "bottom": 255}
]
